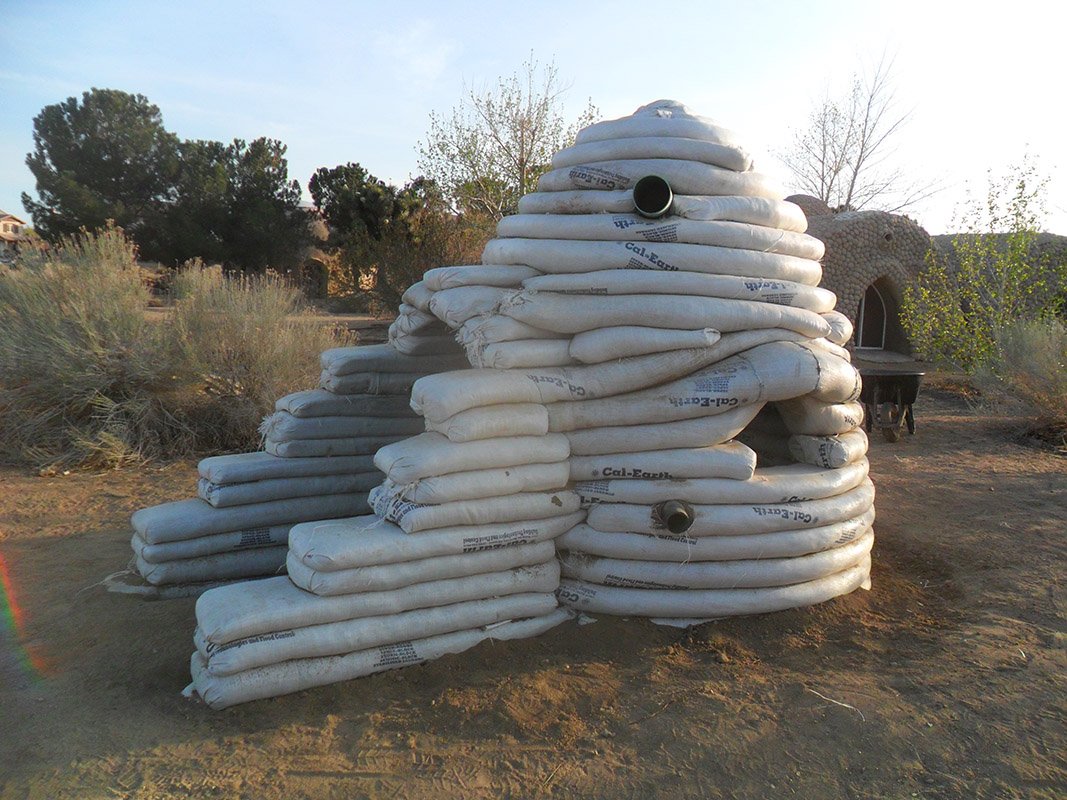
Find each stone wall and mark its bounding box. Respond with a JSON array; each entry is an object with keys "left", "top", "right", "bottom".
[{"left": 788, "top": 195, "right": 931, "bottom": 353}]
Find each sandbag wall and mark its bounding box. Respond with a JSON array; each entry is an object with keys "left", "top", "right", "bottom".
[
  {"left": 186, "top": 514, "right": 569, "bottom": 709},
  {"left": 413, "top": 99, "right": 876, "bottom": 622},
  {"left": 127, "top": 344, "right": 462, "bottom": 591}
]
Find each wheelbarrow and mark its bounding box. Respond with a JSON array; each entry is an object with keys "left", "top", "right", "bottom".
[{"left": 858, "top": 369, "right": 925, "bottom": 442}]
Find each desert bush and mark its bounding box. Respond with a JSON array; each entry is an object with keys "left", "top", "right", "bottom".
[
  {"left": 979, "top": 319, "right": 1067, "bottom": 446},
  {"left": 342, "top": 207, "right": 490, "bottom": 314},
  {"left": 0, "top": 226, "right": 349, "bottom": 470},
  {"left": 167, "top": 262, "right": 350, "bottom": 452},
  {"left": 901, "top": 159, "right": 1064, "bottom": 370}
]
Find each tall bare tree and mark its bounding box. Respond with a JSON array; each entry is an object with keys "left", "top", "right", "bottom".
[
  {"left": 779, "top": 57, "right": 936, "bottom": 212},
  {"left": 418, "top": 57, "right": 598, "bottom": 220}
]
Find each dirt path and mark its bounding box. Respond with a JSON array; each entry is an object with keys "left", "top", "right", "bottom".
[{"left": 1, "top": 389, "right": 1064, "bottom": 799}]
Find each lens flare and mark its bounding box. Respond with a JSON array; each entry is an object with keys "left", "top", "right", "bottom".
[{"left": 0, "top": 551, "right": 52, "bottom": 682}]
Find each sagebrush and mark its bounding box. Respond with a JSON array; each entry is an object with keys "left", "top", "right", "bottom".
[{"left": 0, "top": 226, "right": 349, "bottom": 470}]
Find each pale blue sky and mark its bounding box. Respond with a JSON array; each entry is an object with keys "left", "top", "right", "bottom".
[{"left": 2, "top": 0, "right": 1064, "bottom": 234}]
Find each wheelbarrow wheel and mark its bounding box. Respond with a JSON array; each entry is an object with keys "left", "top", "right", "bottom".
[{"left": 882, "top": 426, "right": 901, "bottom": 443}]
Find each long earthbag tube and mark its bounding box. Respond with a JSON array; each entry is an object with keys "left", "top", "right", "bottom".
[
  {"left": 410, "top": 346, "right": 749, "bottom": 423},
  {"left": 536, "top": 159, "right": 782, "bottom": 199},
  {"left": 498, "top": 291, "right": 831, "bottom": 338},
  {"left": 523, "top": 270, "right": 837, "bottom": 313},
  {"left": 546, "top": 342, "right": 861, "bottom": 432},
  {"left": 551, "top": 136, "right": 752, "bottom": 172},
  {"left": 586, "top": 479, "right": 876, "bottom": 536},
  {"left": 558, "top": 507, "right": 876, "bottom": 562},
  {"left": 196, "top": 562, "right": 562, "bottom": 647},
  {"left": 482, "top": 238, "right": 822, "bottom": 285},
  {"left": 186, "top": 609, "right": 571, "bottom": 710},
  {"left": 196, "top": 591, "right": 560, "bottom": 677},
  {"left": 568, "top": 441, "right": 757, "bottom": 482},
  {"left": 575, "top": 459, "right": 869, "bottom": 506},
  {"left": 560, "top": 531, "right": 874, "bottom": 590},
  {"left": 556, "top": 558, "right": 871, "bottom": 618},
  {"left": 496, "top": 214, "right": 824, "bottom": 260},
  {"left": 516, "top": 192, "right": 808, "bottom": 232}
]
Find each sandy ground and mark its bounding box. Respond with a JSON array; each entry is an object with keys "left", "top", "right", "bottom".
[{"left": 1, "top": 387, "right": 1064, "bottom": 799}]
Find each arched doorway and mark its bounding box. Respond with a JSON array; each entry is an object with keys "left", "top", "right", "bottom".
[{"left": 855, "top": 283, "right": 887, "bottom": 349}]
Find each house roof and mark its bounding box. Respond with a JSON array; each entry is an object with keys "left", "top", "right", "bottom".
[{"left": 0, "top": 210, "right": 28, "bottom": 225}]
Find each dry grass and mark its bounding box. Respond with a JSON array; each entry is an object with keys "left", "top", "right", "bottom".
[
  {"left": 973, "top": 318, "right": 1067, "bottom": 448},
  {"left": 0, "top": 227, "right": 350, "bottom": 470}
]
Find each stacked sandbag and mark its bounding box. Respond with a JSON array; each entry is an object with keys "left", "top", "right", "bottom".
[
  {"left": 408, "top": 99, "right": 874, "bottom": 621},
  {"left": 185, "top": 514, "right": 569, "bottom": 709},
  {"left": 128, "top": 343, "right": 466, "bottom": 591}
]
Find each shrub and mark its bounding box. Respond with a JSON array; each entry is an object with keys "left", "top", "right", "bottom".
[
  {"left": 0, "top": 226, "right": 349, "bottom": 470},
  {"left": 981, "top": 319, "right": 1067, "bottom": 447}
]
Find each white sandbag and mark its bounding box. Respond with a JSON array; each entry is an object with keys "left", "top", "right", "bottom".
[
  {"left": 499, "top": 290, "right": 831, "bottom": 338},
  {"left": 586, "top": 478, "right": 875, "bottom": 536},
  {"left": 320, "top": 343, "right": 468, "bottom": 376},
  {"left": 411, "top": 347, "right": 759, "bottom": 423},
  {"left": 482, "top": 238, "right": 821, "bottom": 285},
  {"left": 523, "top": 271, "right": 836, "bottom": 313},
  {"left": 287, "top": 540, "right": 556, "bottom": 596},
  {"left": 196, "top": 563, "right": 562, "bottom": 646},
  {"left": 569, "top": 441, "right": 756, "bottom": 482},
  {"left": 401, "top": 280, "right": 434, "bottom": 312},
  {"left": 132, "top": 525, "right": 291, "bottom": 563},
  {"left": 789, "top": 429, "right": 869, "bottom": 469},
  {"left": 456, "top": 315, "right": 566, "bottom": 347},
  {"left": 265, "top": 436, "right": 405, "bottom": 458},
  {"left": 196, "top": 591, "right": 558, "bottom": 677},
  {"left": 369, "top": 487, "right": 582, "bottom": 534},
  {"left": 422, "top": 264, "right": 540, "bottom": 290},
  {"left": 468, "top": 339, "right": 577, "bottom": 369},
  {"left": 259, "top": 412, "right": 424, "bottom": 442},
  {"left": 569, "top": 327, "right": 720, "bottom": 363},
  {"left": 822, "top": 310, "right": 854, "bottom": 345},
  {"left": 565, "top": 403, "right": 763, "bottom": 456},
  {"left": 425, "top": 403, "right": 549, "bottom": 443},
  {"left": 319, "top": 371, "right": 427, "bottom": 396},
  {"left": 383, "top": 461, "right": 570, "bottom": 504},
  {"left": 374, "top": 432, "right": 570, "bottom": 483},
  {"left": 275, "top": 390, "right": 418, "bottom": 419},
  {"left": 199, "top": 451, "right": 377, "bottom": 485},
  {"left": 388, "top": 330, "right": 464, "bottom": 356},
  {"left": 777, "top": 398, "right": 865, "bottom": 436},
  {"left": 571, "top": 326, "right": 805, "bottom": 368},
  {"left": 559, "top": 508, "right": 876, "bottom": 562},
  {"left": 186, "top": 610, "right": 570, "bottom": 710},
  {"left": 807, "top": 337, "right": 852, "bottom": 361},
  {"left": 391, "top": 304, "right": 450, "bottom": 337},
  {"left": 497, "top": 215, "right": 823, "bottom": 260},
  {"left": 428, "top": 286, "right": 511, "bottom": 328},
  {"left": 547, "top": 342, "right": 836, "bottom": 432},
  {"left": 551, "top": 136, "right": 751, "bottom": 172},
  {"left": 575, "top": 100, "right": 741, "bottom": 146},
  {"left": 290, "top": 513, "right": 583, "bottom": 571},
  {"left": 561, "top": 532, "right": 873, "bottom": 590},
  {"left": 537, "top": 159, "right": 782, "bottom": 199},
  {"left": 576, "top": 459, "right": 870, "bottom": 506},
  {"left": 198, "top": 472, "right": 381, "bottom": 508},
  {"left": 135, "top": 546, "right": 287, "bottom": 586},
  {"left": 132, "top": 494, "right": 373, "bottom": 545},
  {"left": 557, "top": 558, "right": 871, "bottom": 617},
  {"left": 516, "top": 191, "right": 808, "bottom": 232}
]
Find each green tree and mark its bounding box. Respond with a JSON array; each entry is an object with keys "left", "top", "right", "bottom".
[
  {"left": 153, "top": 139, "right": 230, "bottom": 266},
  {"left": 900, "top": 158, "right": 1064, "bottom": 369},
  {"left": 309, "top": 162, "right": 404, "bottom": 243},
  {"left": 221, "top": 137, "right": 309, "bottom": 272},
  {"left": 22, "top": 88, "right": 180, "bottom": 253},
  {"left": 417, "top": 57, "right": 598, "bottom": 220}
]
